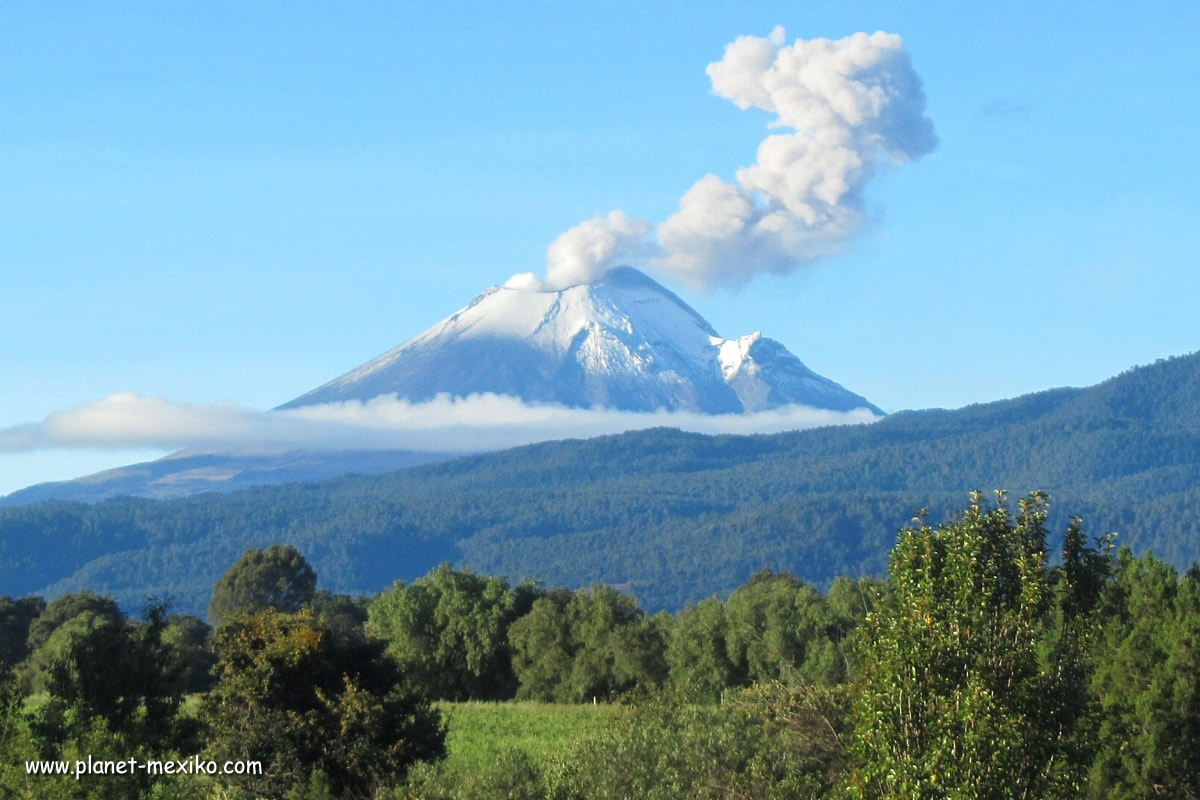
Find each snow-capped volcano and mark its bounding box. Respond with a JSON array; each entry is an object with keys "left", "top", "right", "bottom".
[{"left": 280, "top": 267, "right": 882, "bottom": 416}]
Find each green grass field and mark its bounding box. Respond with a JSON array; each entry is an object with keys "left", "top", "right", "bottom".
[{"left": 436, "top": 701, "right": 624, "bottom": 777}]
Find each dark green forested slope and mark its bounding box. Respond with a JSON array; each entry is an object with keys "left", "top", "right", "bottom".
[{"left": 2, "top": 351, "right": 1199, "bottom": 615}]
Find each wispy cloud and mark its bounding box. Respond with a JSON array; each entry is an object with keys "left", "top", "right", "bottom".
[{"left": 0, "top": 392, "right": 881, "bottom": 454}]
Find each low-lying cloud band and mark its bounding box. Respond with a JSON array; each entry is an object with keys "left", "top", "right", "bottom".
[{"left": 0, "top": 392, "right": 881, "bottom": 455}]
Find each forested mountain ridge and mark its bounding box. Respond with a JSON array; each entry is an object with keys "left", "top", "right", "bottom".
[{"left": 2, "top": 351, "right": 1198, "bottom": 616}]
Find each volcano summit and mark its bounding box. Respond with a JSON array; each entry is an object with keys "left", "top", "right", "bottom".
[{"left": 281, "top": 267, "right": 881, "bottom": 416}]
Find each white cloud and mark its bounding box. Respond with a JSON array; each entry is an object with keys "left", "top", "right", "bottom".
[
  {"left": 545, "top": 27, "right": 937, "bottom": 291},
  {"left": 0, "top": 392, "right": 881, "bottom": 455}
]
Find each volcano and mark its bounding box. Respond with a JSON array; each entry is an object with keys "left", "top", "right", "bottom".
[{"left": 280, "top": 266, "right": 881, "bottom": 416}]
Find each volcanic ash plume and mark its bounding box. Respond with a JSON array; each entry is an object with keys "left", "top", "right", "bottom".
[{"left": 544, "top": 27, "right": 937, "bottom": 291}]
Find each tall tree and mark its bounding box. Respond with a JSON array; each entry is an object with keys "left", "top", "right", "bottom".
[
  {"left": 509, "top": 585, "right": 668, "bottom": 702},
  {"left": 1088, "top": 550, "right": 1200, "bottom": 799},
  {"left": 368, "top": 565, "right": 533, "bottom": 700},
  {"left": 848, "top": 492, "right": 1109, "bottom": 799},
  {"left": 667, "top": 596, "right": 738, "bottom": 701},
  {"left": 208, "top": 544, "right": 317, "bottom": 626},
  {"left": 202, "top": 608, "right": 444, "bottom": 799},
  {"left": 30, "top": 603, "right": 190, "bottom": 753},
  {"left": 0, "top": 595, "right": 45, "bottom": 668},
  {"left": 25, "top": 592, "right": 120, "bottom": 653},
  {"left": 724, "top": 570, "right": 843, "bottom": 688}
]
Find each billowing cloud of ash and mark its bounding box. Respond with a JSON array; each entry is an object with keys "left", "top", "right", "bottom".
[
  {"left": 0, "top": 392, "right": 880, "bottom": 455},
  {"left": 544, "top": 27, "right": 936, "bottom": 291}
]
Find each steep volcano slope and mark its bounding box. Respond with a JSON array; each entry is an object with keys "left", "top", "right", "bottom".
[{"left": 279, "top": 266, "right": 881, "bottom": 415}]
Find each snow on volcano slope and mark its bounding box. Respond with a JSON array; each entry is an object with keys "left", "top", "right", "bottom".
[{"left": 280, "top": 267, "right": 882, "bottom": 416}]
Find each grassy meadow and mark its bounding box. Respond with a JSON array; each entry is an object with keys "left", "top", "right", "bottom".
[{"left": 435, "top": 701, "right": 625, "bottom": 777}]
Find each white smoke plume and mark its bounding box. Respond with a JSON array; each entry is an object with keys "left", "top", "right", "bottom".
[
  {"left": 0, "top": 392, "right": 880, "bottom": 455},
  {"left": 544, "top": 27, "right": 936, "bottom": 291}
]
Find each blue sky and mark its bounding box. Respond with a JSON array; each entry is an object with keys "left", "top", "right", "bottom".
[{"left": 3, "top": 1, "right": 1198, "bottom": 495}]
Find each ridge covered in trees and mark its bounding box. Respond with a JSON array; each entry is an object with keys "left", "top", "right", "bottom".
[{"left": 2, "top": 351, "right": 1200, "bottom": 615}]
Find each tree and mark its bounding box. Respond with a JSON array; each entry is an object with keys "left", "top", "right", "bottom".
[
  {"left": 508, "top": 585, "right": 668, "bottom": 702},
  {"left": 367, "top": 565, "right": 533, "bottom": 700},
  {"left": 848, "top": 491, "right": 1109, "bottom": 799},
  {"left": 507, "top": 594, "right": 574, "bottom": 701},
  {"left": 1088, "top": 550, "right": 1200, "bottom": 798},
  {"left": 30, "top": 603, "right": 190, "bottom": 753},
  {"left": 0, "top": 594, "right": 45, "bottom": 668},
  {"left": 16, "top": 604, "right": 196, "bottom": 800},
  {"left": 160, "top": 613, "right": 215, "bottom": 694},
  {"left": 668, "top": 596, "right": 738, "bottom": 701},
  {"left": 25, "top": 592, "right": 121, "bottom": 653},
  {"left": 203, "top": 608, "right": 444, "bottom": 799},
  {"left": 724, "top": 570, "right": 843, "bottom": 688},
  {"left": 0, "top": 662, "right": 48, "bottom": 798},
  {"left": 208, "top": 544, "right": 317, "bottom": 626}
]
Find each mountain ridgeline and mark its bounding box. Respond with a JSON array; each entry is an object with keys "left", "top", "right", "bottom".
[
  {"left": 2, "top": 351, "right": 1200, "bottom": 616},
  {"left": 278, "top": 266, "right": 882, "bottom": 414}
]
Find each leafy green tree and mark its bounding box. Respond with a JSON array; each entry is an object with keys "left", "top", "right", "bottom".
[
  {"left": 0, "top": 595, "right": 45, "bottom": 668},
  {"left": 507, "top": 594, "right": 574, "bottom": 701},
  {"left": 308, "top": 588, "right": 369, "bottom": 637},
  {"left": 368, "top": 565, "right": 534, "bottom": 700},
  {"left": 11, "top": 604, "right": 197, "bottom": 800},
  {"left": 25, "top": 592, "right": 121, "bottom": 653},
  {"left": 207, "top": 544, "right": 317, "bottom": 626},
  {"left": 202, "top": 608, "right": 444, "bottom": 799},
  {"left": 1088, "top": 550, "right": 1200, "bottom": 798},
  {"left": 848, "top": 492, "right": 1109, "bottom": 799},
  {"left": 725, "top": 569, "right": 843, "bottom": 688},
  {"left": 0, "top": 662, "right": 48, "bottom": 798},
  {"left": 30, "top": 603, "right": 191, "bottom": 754},
  {"left": 509, "top": 585, "right": 668, "bottom": 702},
  {"left": 160, "top": 613, "right": 215, "bottom": 694},
  {"left": 667, "top": 596, "right": 738, "bottom": 700}
]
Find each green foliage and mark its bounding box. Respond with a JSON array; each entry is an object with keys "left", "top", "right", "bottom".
[
  {"left": 0, "top": 663, "right": 42, "bottom": 797},
  {"left": 30, "top": 604, "right": 192, "bottom": 754},
  {"left": 0, "top": 595, "right": 45, "bottom": 669},
  {"left": 666, "top": 596, "right": 738, "bottom": 701},
  {"left": 724, "top": 569, "right": 845, "bottom": 688},
  {"left": 849, "top": 492, "right": 1108, "bottom": 799},
  {"left": 207, "top": 544, "right": 316, "bottom": 626},
  {"left": 401, "top": 747, "right": 547, "bottom": 800},
  {"left": 367, "top": 565, "right": 533, "bottom": 700},
  {"left": 202, "top": 608, "right": 445, "bottom": 799},
  {"left": 508, "top": 585, "right": 668, "bottom": 702},
  {"left": 25, "top": 592, "right": 122, "bottom": 653},
  {"left": 307, "top": 588, "right": 368, "bottom": 637},
  {"left": 5, "top": 603, "right": 198, "bottom": 800},
  {"left": 549, "top": 684, "right": 848, "bottom": 800},
  {"left": 397, "top": 688, "right": 847, "bottom": 800},
  {"left": 1088, "top": 550, "right": 1200, "bottom": 799},
  {"left": 10, "top": 488, "right": 1200, "bottom": 796},
  {"left": 160, "top": 613, "right": 215, "bottom": 694}
]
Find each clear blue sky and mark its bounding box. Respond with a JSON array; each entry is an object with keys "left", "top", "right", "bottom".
[{"left": 3, "top": 1, "right": 1198, "bottom": 495}]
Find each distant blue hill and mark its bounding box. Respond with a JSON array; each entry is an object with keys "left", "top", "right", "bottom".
[{"left": 0, "top": 450, "right": 456, "bottom": 507}]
